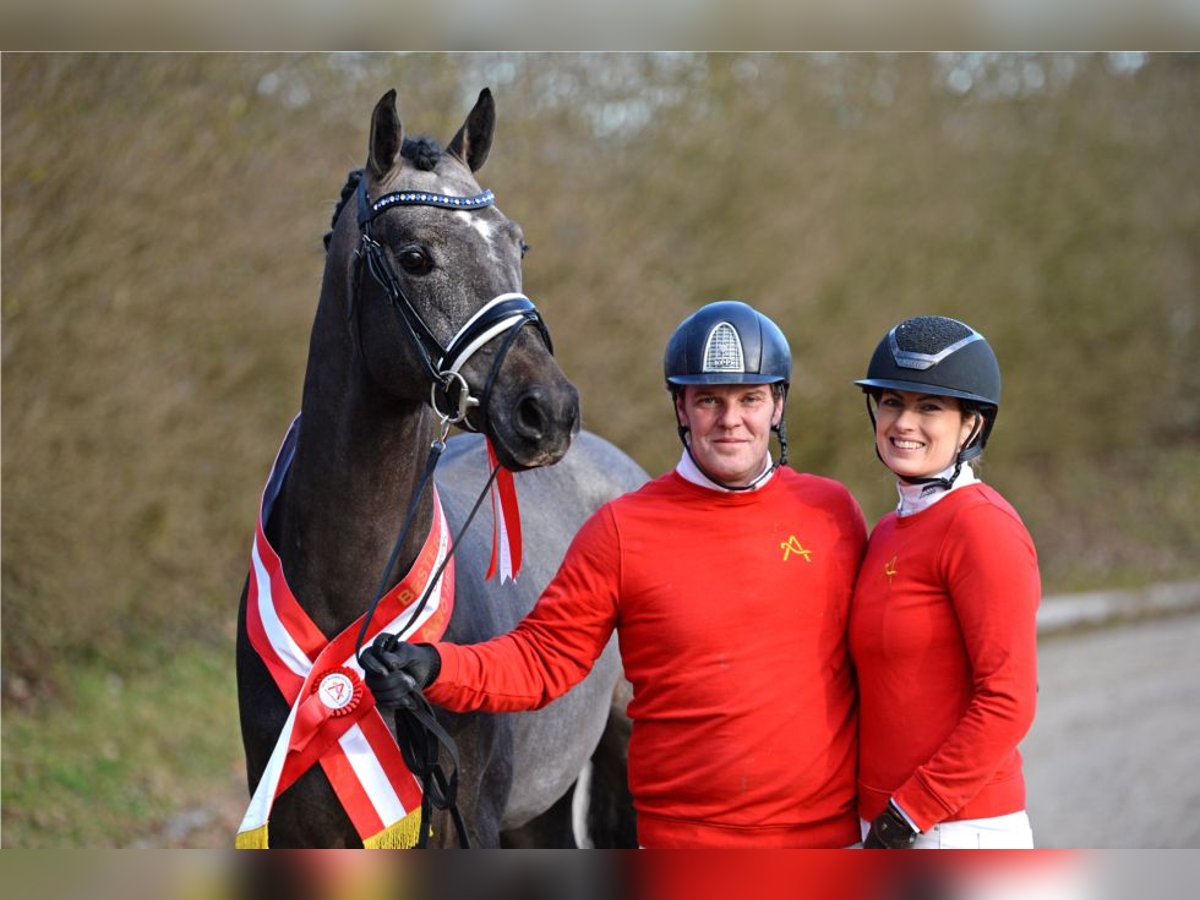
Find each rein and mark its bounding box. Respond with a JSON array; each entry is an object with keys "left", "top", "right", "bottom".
[
  {"left": 351, "top": 418, "right": 495, "bottom": 848},
  {"left": 346, "top": 178, "right": 552, "bottom": 848}
]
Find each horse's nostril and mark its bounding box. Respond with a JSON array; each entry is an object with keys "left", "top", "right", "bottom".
[{"left": 515, "top": 391, "right": 546, "bottom": 441}]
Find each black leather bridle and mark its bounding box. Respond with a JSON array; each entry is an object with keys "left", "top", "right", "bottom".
[{"left": 352, "top": 177, "right": 554, "bottom": 430}]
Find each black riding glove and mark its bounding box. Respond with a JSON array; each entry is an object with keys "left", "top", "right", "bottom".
[
  {"left": 863, "top": 801, "right": 919, "bottom": 849},
  {"left": 358, "top": 632, "right": 442, "bottom": 711}
]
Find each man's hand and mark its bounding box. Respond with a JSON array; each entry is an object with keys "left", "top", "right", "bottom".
[
  {"left": 863, "top": 801, "right": 919, "bottom": 849},
  {"left": 358, "top": 633, "right": 441, "bottom": 710}
]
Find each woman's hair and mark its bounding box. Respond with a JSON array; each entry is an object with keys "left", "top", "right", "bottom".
[{"left": 959, "top": 399, "right": 987, "bottom": 464}]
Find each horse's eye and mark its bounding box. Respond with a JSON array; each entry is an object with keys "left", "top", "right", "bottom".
[
  {"left": 397, "top": 248, "right": 432, "bottom": 275},
  {"left": 520, "top": 241, "right": 531, "bottom": 259}
]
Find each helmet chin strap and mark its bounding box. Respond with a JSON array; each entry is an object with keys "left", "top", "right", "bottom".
[
  {"left": 897, "top": 459, "right": 965, "bottom": 493},
  {"left": 674, "top": 422, "right": 786, "bottom": 493}
]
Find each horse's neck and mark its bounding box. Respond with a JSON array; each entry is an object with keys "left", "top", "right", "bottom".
[{"left": 273, "top": 372, "right": 438, "bottom": 639}]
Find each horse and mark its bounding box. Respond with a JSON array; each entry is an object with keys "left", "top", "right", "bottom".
[{"left": 236, "top": 87, "right": 647, "bottom": 848}]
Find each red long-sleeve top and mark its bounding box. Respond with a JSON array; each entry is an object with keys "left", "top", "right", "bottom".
[
  {"left": 426, "top": 468, "right": 867, "bottom": 848},
  {"left": 849, "top": 482, "right": 1040, "bottom": 832}
]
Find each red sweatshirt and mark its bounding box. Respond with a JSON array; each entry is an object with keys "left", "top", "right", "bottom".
[
  {"left": 427, "top": 467, "right": 867, "bottom": 848},
  {"left": 849, "top": 482, "right": 1040, "bottom": 832}
]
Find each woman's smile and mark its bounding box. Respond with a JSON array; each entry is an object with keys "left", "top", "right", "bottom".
[{"left": 874, "top": 390, "right": 975, "bottom": 479}]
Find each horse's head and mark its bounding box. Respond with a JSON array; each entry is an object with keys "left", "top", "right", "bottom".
[{"left": 331, "top": 88, "right": 579, "bottom": 470}]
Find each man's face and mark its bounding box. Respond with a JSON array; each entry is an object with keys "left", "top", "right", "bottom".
[{"left": 675, "top": 383, "right": 783, "bottom": 487}]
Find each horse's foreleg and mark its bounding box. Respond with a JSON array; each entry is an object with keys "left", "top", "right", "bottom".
[{"left": 237, "top": 579, "right": 360, "bottom": 848}]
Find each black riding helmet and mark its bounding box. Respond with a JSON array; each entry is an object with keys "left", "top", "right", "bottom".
[
  {"left": 664, "top": 300, "right": 792, "bottom": 387},
  {"left": 664, "top": 300, "right": 792, "bottom": 489},
  {"left": 855, "top": 315, "right": 1001, "bottom": 485}
]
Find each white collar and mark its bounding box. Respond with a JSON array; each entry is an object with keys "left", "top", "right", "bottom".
[
  {"left": 895, "top": 462, "right": 979, "bottom": 517},
  {"left": 676, "top": 450, "right": 776, "bottom": 493}
]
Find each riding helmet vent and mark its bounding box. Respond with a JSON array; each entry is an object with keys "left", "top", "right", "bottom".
[
  {"left": 888, "top": 316, "right": 983, "bottom": 371},
  {"left": 664, "top": 300, "right": 791, "bottom": 387},
  {"left": 702, "top": 322, "right": 746, "bottom": 374}
]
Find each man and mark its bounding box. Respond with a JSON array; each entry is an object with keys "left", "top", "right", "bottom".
[{"left": 361, "top": 300, "right": 867, "bottom": 848}]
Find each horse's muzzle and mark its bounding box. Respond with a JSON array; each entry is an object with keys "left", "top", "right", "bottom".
[{"left": 491, "top": 382, "right": 580, "bottom": 471}]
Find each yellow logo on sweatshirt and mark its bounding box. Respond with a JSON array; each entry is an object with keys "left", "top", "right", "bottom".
[
  {"left": 780, "top": 535, "right": 813, "bottom": 562},
  {"left": 884, "top": 555, "right": 898, "bottom": 583}
]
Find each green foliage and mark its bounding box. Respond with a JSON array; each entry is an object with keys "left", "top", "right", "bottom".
[
  {"left": 2, "top": 640, "right": 243, "bottom": 847},
  {"left": 2, "top": 56, "right": 1198, "bottom": 843}
]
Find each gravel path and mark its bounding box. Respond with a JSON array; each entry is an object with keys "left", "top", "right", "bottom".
[{"left": 1023, "top": 612, "right": 1200, "bottom": 848}]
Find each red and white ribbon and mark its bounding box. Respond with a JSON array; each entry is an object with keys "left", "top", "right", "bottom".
[
  {"left": 485, "top": 437, "right": 522, "bottom": 583},
  {"left": 236, "top": 415, "right": 455, "bottom": 849}
]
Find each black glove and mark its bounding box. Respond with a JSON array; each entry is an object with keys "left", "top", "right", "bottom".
[
  {"left": 863, "top": 801, "right": 919, "bottom": 849},
  {"left": 358, "top": 633, "right": 441, "bottom": 711}
]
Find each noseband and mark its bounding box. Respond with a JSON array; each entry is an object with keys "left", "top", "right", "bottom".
[{"left": 352, "top": 177, "right": 553, "bottom": 430}]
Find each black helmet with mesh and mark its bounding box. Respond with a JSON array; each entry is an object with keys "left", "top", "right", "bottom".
[
  {"left": 664, "top": 300, "right": 792, "bottom": 388},
  {"left": 856, "top": 316, "right": 1000, "bottom": 407},
  {"left": 855, "top": 315, "right": 1001, "bottom": 468}
]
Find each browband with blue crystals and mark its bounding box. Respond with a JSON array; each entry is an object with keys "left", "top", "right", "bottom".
[
  {"left": 358, "top": 177, "right": 495, "bottom": 226},
  {"left": 373, "top": 188, "right": 494, "bottom": 213}
]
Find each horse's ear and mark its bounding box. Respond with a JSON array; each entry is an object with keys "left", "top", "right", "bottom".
[
  {"left": 447, "top": 88, "right": 495, "bottom": 173},
  {"left": 368, "top": 89, "right": 404, "bottom": 180}
]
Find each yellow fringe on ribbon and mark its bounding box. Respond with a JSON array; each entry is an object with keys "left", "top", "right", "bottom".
[
  {"left": 363, "top": 808, "right": 423, "bottom": 849},
  {"left": 235, "top": 823, "right": 270, "bottom": 849},
  {"left": 235, "top": 810, "right": 424, "bottom": 849}
]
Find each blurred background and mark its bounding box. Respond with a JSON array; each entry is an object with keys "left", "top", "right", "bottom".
[{"left": 2, "top": 52, "right": 1198, "bottom": 848}]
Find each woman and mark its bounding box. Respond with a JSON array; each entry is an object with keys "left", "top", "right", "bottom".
[{"left": 850, "top": 315, "right": 1040, "bottom": 849}]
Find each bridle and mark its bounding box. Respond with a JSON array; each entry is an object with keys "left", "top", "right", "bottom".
[
  {"left": 352, "top": 177, "right": 553, "bottom": 430},
  {"left": 347, "top": 176, "right": 557, "bottom": 848}
]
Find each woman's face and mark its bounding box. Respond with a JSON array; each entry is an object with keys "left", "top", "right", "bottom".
[{"left": 874, "top": 389, "right": 977, "bottom": 479}]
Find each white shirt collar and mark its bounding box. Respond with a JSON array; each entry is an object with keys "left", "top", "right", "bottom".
[
  {"left": 676, "top": 450, "right": 776, "bottom": 493},
  {"left": 895, "top": 462, "right": 979, "bottom": 517}
]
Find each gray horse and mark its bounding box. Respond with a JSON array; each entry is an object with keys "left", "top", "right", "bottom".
[{"left": 236, "top": 88, "right": 646, "bottom": 847}]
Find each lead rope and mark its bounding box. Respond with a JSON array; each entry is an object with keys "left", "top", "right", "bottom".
[
  {"left": 346, "top": 318, "right": 530, "bottom": 848},
  {"left": 343, "top": 277, "right": 532, "bottom": 848},
  {"left": 353, "top": 420, "right": 448, "bottom": 659},
  {"left": 394, "top": 687, "right": 471, "bottom": 847},
  {"left": 351, "top": 417, "right": 501, "bottom": 849}
]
